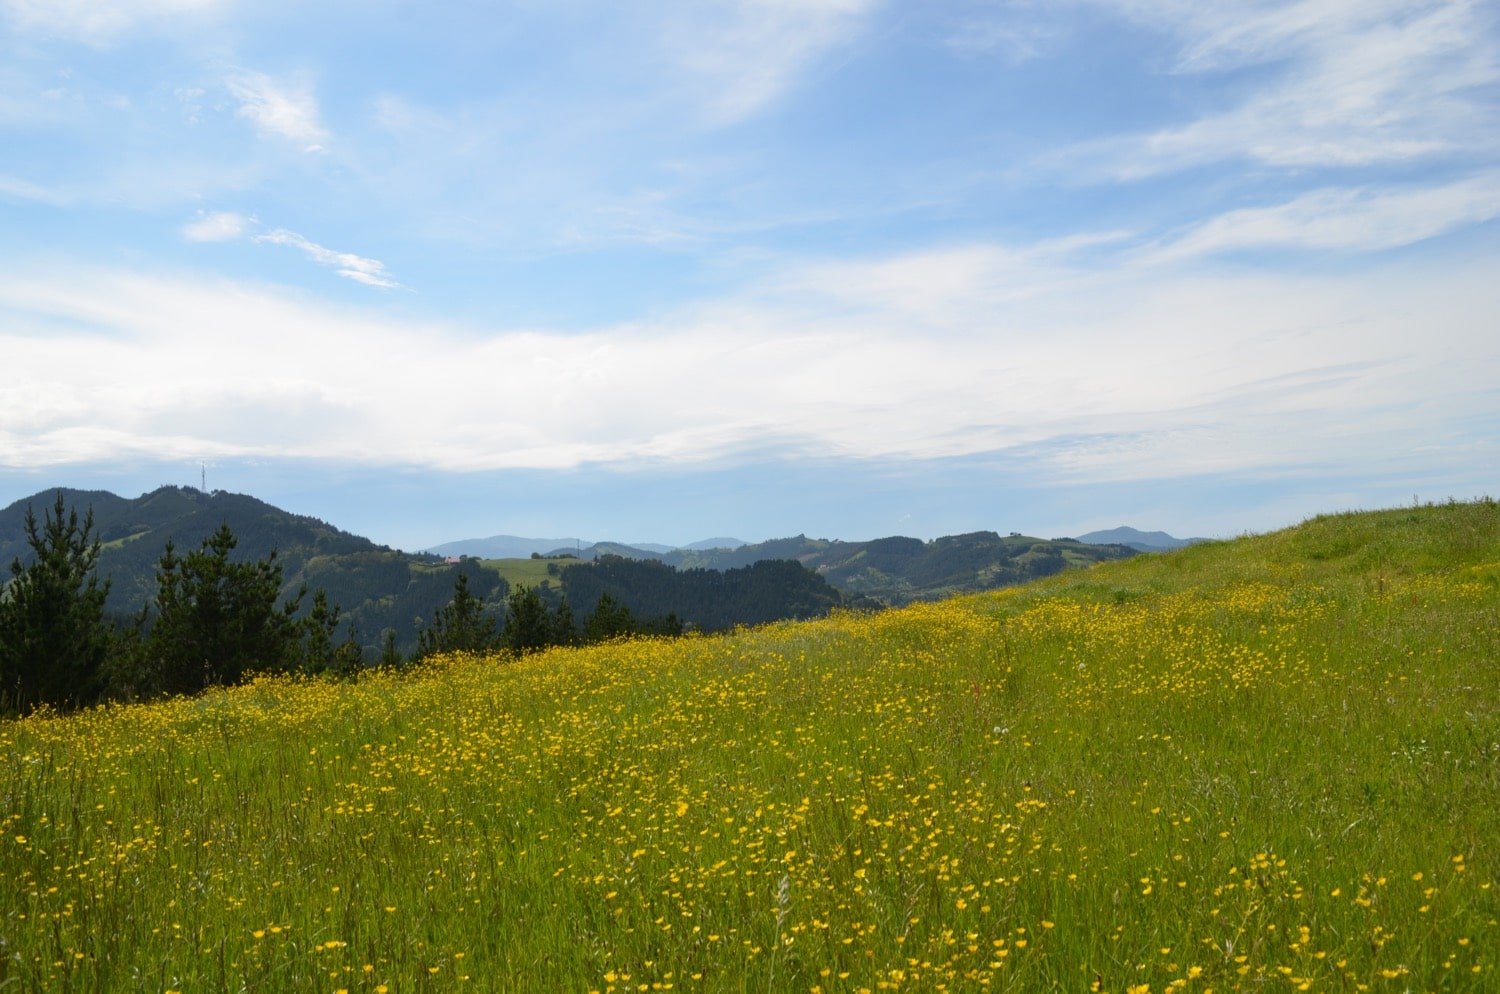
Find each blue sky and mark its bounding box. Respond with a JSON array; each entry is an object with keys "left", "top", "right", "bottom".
[{"left": 2, "top": 0, "right": 1497, "bottom": 550}]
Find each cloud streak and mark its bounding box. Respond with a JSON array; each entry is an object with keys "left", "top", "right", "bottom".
[
  {"left": 177, "top": 210, "right": 400, "bottom": 288},
  {"left": 1054, "top": 0, "right": 1499, "bottom": 177},
  {"left": 1146, "top": 172, "right": 1500, "bottom": 261},
  {"left": 668, "top": 0, "right": 877, "bottom": 124},
  {"left": 253, "top": 229, "right": 401, "bottom": 288}
]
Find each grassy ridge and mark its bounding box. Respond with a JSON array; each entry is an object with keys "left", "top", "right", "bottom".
[{"left": 2, "top": 501, "right": 1497, "bottom": 993}]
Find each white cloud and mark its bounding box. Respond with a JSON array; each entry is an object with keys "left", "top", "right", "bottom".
[
  {"left": 1147, "top": 172, "right": 1500, "bottom": 261},
  {"left": 668, "top": 0, "right": 877, "bottom": 124},
  {"left": 764, "top": 233, "right": 1136, "bottom": 333},
  {"left": 226, "top": 71, "right": 328, "bottom": 151},
  {"left": 0, "top": 0, "right": 225, "bottom": 43},
  {"left": 254, "top": 229, "right": 400, "bottom": 288},
  {"left": 171, "top": 211, "right": 400, "bottom": 288},
  {"left": 1058, "top": 0, "right": 1500, "bottom": 176},
  {"left": 181, "top": 210, "right": 252, "bottom": 242},
  {"left": 0, "top": 243, "right": 1494, "bottom": 485}
]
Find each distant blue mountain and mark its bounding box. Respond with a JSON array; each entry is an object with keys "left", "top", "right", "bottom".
[
  {"left": 428, "top": 535, "right": 747, "bottom": 559},
  {"left": 1076, "top": 526, "right": 1209, "bottom": 552},
  {"left": 426, "top": 535, "right": 589, "bottom": 559},
  {"left": 681, "top": 537, "right": 747, "bottom": 551}
]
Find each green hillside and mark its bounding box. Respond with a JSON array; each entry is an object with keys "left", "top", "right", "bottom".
[
  {"left": 0, "top": 486, "right": 502, "bottom": 656},
  {"left": 480, "top": 556, "right": 572, "bottom": 590},
  {"left": 1, "top": 500, "right": 1496, "bottom": 992}
]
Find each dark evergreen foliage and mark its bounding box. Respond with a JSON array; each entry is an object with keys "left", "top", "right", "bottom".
[
  {"left": 582, "top": 592, "right": 635, "bottom": 642},
  {"left": 378, "top": 628, "right": 403, "bottom": 667},
  {"left": 415, "top": 571, "right": 502, "bottom": 657},
  {"left": 549, "top": 599, "right": 577, "bottom": 647},
  {"left": 659, "top": 530, "right": 1136, "bottom": 603},
  {"left": 302, "top": 589, "right": 364, "bottom": 677},
  {"left": 502, "top": 584, "right": 553, "bottom": 654},
  {"left": 139, "top": 525, "right": 306, "bottom": 695},
  {"left": 560, "top": 556, "right": 844, "bottom": 632},
  {"left": 0, "top": 493, "right": 113, "bottom": 712},
  {"left": 0, "top": 486, "right": 501, "bottom": 657}
]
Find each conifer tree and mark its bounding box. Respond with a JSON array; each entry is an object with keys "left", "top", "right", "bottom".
[
  {"left": 583, "top": 592, "right": 635, "bottom": 643},
  {"left": 503, "top": 584, "right": 552, "bottom": 653},
  {"left": 301, "top": 589, "right": 363, "bottom": 676},
  {"left": 142, "top": 525, "right": 304, "bottom": 694},
  {"left": 549, "top": 598, "right": 577, "bottom": 647},
  {"left": 416, "top": 571, "right": 501, "bottom": 657},
  {"left": 0, "top": 493, "right": 112, "bottom": 712},
  {"left": 378, "top": 628, "right": 403, "bottom": 668}
]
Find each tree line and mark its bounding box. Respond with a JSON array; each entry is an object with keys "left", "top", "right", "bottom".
[
  {"left": 558, "top": 554, "right": 846, "bottom": 629},
  {"left": 0, "top": 494, "right": 681, "bottom": 715}
]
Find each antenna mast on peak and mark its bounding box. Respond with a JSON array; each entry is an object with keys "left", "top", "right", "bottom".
[{"left": 201, "top": 463, "right": 206, "bottom": 493}]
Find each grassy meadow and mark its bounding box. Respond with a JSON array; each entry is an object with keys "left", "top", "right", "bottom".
[
  {"left": 2, "top": 501, "right": 1497, "bottom": 993},
  {"left": 479, "top": 557, "right": 569, "bottom": 591}
]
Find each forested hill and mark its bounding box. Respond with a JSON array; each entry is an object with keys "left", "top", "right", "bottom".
[
  {"left": 0, "top": 487, "right": 504, "bottom": 654},
  {"left": 563, "top": 531, "right": 1140, "bottom": 604},
  {"left": 0, "top": 488, "right": 855, "bottom": 654},
  {"left": 3, "top": 486, "right": 368, "bottom": 599},
  {"left": 559, "top": 556, "right": 852, "bottom": 632},
  {"left": 2, "top": 486, "right": 389, "bottom": 596}
]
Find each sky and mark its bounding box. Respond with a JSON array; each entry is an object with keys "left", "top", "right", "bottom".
[{"left": 2, "top": 0, "right": 1497, "bottom": 551}]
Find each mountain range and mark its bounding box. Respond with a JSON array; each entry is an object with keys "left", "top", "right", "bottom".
[
  {"left": 475, "top": 531, "right": 1142, "bottom": 604},
  {"left": 0, "top": 489, "right": 831, "bottom": 652},
  {"left": 426, "top": 534, "right": 746, "bottom": 558},
  {"left": 4, "top": 487, "right": 1178, "bottom": 650}
]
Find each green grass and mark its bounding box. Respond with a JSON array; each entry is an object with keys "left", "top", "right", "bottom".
[
  {"left": 1, "top": 500, "right": 1497, "bottom": 993},
  {"left": 479, "top": 557, "right": 569, "bottom": 591}
]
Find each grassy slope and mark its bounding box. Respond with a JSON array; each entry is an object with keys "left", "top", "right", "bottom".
[
  {"left": 480, "top": 557, "right": 566, "bottom": 591},
  {"left": 1, "top": 501, "right": 1496, "bottom": 993}
]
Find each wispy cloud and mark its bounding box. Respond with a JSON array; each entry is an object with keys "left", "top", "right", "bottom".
[
  {"left": 225, "top": 70, "right": 328, "bottom": 152},
  {"left": 668, "top": 0, "right": 876, "bottom": 124},
  {"left": 1146, "top": 172, "right": 1500, "bottom": 261},
  {"left": 178, "top": 212, "right": 400, "bottom": 288},
  {"left": 253, "top": 229, "right": 401, "bottom": 288},
  {"left": 770, "top": 232, "right": 1134, "bottom": 325},
  {"left": 1056, "top": 0, "right": 1499, "bottom": 177},
  {"left": 0, "top": 173, "right": 69, "bottom": 206},
  {"left": 944, "top": 1, "right": 1064, "bottom": 63},
  {"left": 181, "top": 210, "right": 252, "bottom": 242}
]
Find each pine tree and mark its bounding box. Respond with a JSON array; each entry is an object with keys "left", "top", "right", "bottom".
[
  {"left": 416, "top": 571, "right": 501, "bottom": 657},
  {"left": 0, "top": 493, "right": 112, "bottom": 712},
  {"left": 378, "top": 628, "right": 403, "bottom": 668},
  {"left": 503, "top": 584, "right": 552, "bottom": 653},
  {"left": 583, "top": 592, "right": 635, "bottom": 643},
  {"left": 142, "top": 525, "right": 304, "bottom": 695},
  {"left": 549, "top": 598, "right": 577, "bottom": 647},
  {"left": 301, "top": 589, "right": 362, "bottom": 675}
]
